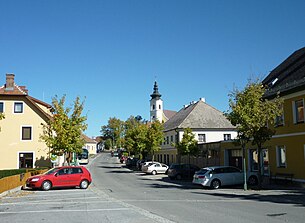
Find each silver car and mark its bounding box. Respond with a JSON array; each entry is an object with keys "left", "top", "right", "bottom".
[
  {"left": 142, "top": 162, "right": 168, "bottom": 175},
  {"left": 192, "top": 166, "right": 258, "bottom": 189}
]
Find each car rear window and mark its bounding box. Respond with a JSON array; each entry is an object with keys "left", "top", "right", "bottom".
[
  {"left": 169, "top": 164, "right": 181, "bottom": 169},
  {"left": 197, "top": 169, "right": 209, "bottom": 174}
]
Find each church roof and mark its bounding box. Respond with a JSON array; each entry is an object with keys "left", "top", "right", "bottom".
[
  {"left": 163, "top": 100, "right": 235, "bottom": 131},
  {"left": 163, "top": 110, "right": 177, "bottom": 120}
]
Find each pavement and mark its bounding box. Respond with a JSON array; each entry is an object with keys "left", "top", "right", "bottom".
[{"left": 1, "top": 152, "right": 305, "bottom": 201}]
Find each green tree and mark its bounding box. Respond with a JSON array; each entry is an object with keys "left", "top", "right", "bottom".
[
  {"left": 173, "top": 128, "right": 198, "bottom": 164},
  {"left": 0, "top": 113, "right": 4, "bottom": 132},
  {"left": 40, "top": 95, "right": 87, "bottom": 164},
  {"left": 104, "top": 138, "right": 113, "bottom": 150},
  {"left": 145, "top": 120, "right": 164, "bottom": 161},
  {"left": 226, "top": 79, "right": 283, "bottom": 188},
  {"left": 124, "top": 116, "right": 148, "bottom": 157},
  {"left": 101, "top": 117, "right": 124, "bottom": 149}
]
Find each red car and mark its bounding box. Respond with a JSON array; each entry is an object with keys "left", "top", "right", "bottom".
[{"left": 26, "top": 166, "right": 92, "bottom": 191}]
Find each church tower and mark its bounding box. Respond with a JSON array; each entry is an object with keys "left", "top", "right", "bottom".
[{"left": 150, "top": 81, "right": 163, "bottom": 122}]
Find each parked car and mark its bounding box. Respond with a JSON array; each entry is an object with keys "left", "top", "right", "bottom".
[
  {"left": 142, "top": 163, "right": 168, "bottom": 175},
  {"left": 120, "top": 156, "right": 127, "bottom": 163},
  {"left": 126, "top": 157, "right": 139, "bottom": 168},
  {"left": 136, "top": 159, "right": 147, "bottom": 170},
  {"left": 167, "top": 163, "right": 200, "bottom": 180},
  {"left": 192, "top": 166, "right": 258, "bottom": 189},
  {"left": 26, "top": 166, "right": 92, "bottom": 191},
  {"left": 141, "top": 161, "right": 160, "bottom": 171}
]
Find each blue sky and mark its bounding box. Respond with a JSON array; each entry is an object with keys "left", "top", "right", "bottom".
[{"left": 1, "top": 0, "right": 305, "bottom": 137}]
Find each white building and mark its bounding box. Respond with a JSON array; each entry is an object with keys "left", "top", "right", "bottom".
[{"left": 149, "top": 82, "right": 237, "bottom": 165}]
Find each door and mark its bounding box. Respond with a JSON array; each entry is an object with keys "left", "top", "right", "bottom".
[{"left": 53, "top": 168, "right": 72, "bottom": 187}]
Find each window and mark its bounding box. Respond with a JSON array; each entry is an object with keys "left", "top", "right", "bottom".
[
  {"left": 0, "top": 102, "right": 3, "bottom": 113},
  {"left": 152, "top": 105, "right": 155, "bottom": 110},
  {"left": 275, "top": 105, "right": 284, "bottom": 126},
  {"left": 224, "top": 134, "right": 231, "bottom": 141},
  {"left": 275, "top": 114, "right": 284, "bottom": 126},
  {"left": 277, "top": 145, "right": 286, "bottom": 168},
  {"left": 159, "top": 105, "right": 161, "bottom": 109},
  {"left": 19, "top": 152, "right": 33, "bottom": 168},
  {"left": 166, "top": 136, "right": 169, "bottom": 144},
  {"left": 58, "top": 168, "right": 70, "bottom": 175},
  {"left": 22, "top": 126, "right": 32, "bottom": 140},
  {"left": 249, "top": 149, "right": 258, "bottom": 171},
  {"left": 14, "top": 102, "right": 23, "bottom": 113},
  {"left": 294, "top": 99, "right": 304, "bottom": 123},
  {"left": 170, "top": 135, "right": 173, "bottom": 142},
  {"left": 72, "top": 168, "right": 83, "bottom": 174},
  {"left": 198, "top": 134, "right": 206, "bottom": 142}
]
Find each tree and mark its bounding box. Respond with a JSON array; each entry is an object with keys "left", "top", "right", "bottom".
[
  {"left": 145, "top": 120, "right": 164, "bottom": 161},
  {"left": 0, "top": 113, "right": 4, "bottom": 132},
  {"left": 173, "top": 128, "right": 199, "bottom": 164},
  {"left": 40, "top": 95, "right": 87, "bottom": 164},
  {"left": 226, "top": 79, "right": 283, "bottom": 188},
  {"left": 104, "top": 138, "right": 113, "bottom": 150},
  {"left": 124, "top": 116, "right": 148, "bottom": 157},
  {"left": 101, "top": 117, "right": 124, "bottom": 149}
]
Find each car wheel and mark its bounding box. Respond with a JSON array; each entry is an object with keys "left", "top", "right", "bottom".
[
  {"left": 151, "top": 170, "right": 157, "bottom": 175},
  {"left": 80, "top": 180, "right": 89, "bottom": 189},
  {"left": 210, "top": 179, "right": 221, "bottom": 189},
  {"left": 41, "top": 181, "right": 52, "bottom": 191},
  {"left": 248, "top": 176, "right": 258, "bottom": 186},
  {"left": 176, "top": 174, "right": 182, "bottom": 180}
]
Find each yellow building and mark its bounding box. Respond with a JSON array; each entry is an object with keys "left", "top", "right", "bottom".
[
  {"left": 0, "top": 74, "right": 53, "bottom": 169},
  {"left": 261, "top": 47, "right": 305, "bottom": 183},
  {"left": 82, "top": 134, "right": 97, "bottom": 155},
  {"left": 220, "top": 47, "right": 305, "bottom": 184}
]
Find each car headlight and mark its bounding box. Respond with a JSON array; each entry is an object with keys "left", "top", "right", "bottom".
[{"left": 31, "top": 178, "right": 40, "bottom": 182}]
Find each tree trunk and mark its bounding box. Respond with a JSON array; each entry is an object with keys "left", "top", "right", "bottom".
[{"left": 257, "top": 147, "right": 262, "bottom": 189}]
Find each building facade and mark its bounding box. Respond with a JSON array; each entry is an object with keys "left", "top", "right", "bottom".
[
  {"left": 219, "top": 47, "right": 305, "bottom": 183},
  {"left": 0, "top": 74, "right": 53, "bottom": 169},
  {"left": 149, "top": 82, "right": 237, "bottom": 166}
]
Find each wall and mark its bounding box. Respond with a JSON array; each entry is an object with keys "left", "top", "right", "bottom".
[{"left": 0, "top": 97, "right": 50, "bottom": 169}]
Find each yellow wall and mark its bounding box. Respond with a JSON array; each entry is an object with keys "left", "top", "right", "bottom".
[
  {"left": 0, "top": 96, "right": 50, "bottom": 169},
  {"left": 218, "top": 92, "right": 305, "bottom": 183}
]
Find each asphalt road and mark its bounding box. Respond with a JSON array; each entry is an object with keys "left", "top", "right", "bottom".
[{"left": 0, "top": 152, "right": 304, "bottom": 223}]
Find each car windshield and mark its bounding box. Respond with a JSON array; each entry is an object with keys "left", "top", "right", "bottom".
[{"left": 44, "top": 167, "right": 60, "bottom": 175}]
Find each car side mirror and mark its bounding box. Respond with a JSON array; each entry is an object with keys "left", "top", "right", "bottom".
[{"left": 55, "top": 173, "right": 58, "bottom": 177}]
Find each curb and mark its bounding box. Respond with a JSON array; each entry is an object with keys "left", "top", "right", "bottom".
[{"left": 0, "top": 186, "right": 22, "bottom": 198}]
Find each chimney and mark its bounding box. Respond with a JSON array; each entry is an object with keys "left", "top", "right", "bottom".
[{"left": 5, "top": 73, "right": 15, "bottom": 91}]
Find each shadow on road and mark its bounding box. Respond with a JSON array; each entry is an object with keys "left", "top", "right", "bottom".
[{"left": 192, "top": 189, "right": 305, "bottom": 207}]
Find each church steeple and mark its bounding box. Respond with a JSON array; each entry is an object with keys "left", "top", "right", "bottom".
[
  {"left": 150, "top": 81, "right": 163, "bottom": 122},
  {"left": 150, "top": 81, "right": 162, "bottom": 100}
]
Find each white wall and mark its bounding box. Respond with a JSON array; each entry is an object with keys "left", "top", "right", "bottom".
[{"left": 161, "top": 129, "right": 237, "bottom": 150}]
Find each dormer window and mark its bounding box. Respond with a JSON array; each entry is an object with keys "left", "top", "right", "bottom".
[{"left": 14, "top": 102, "right": 23, "bottom": 113}]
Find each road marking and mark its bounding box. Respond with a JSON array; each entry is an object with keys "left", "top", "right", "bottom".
[
  {"left": 0, "top": 199, "right": 118, "bottom": 206},
  {"left": 0, "top": 208, "right": 130, "bottom": 214}
]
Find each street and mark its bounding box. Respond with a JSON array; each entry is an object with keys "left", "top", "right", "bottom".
[{"left": 0, "top": 152, "right": 304, "bottom": 223}]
